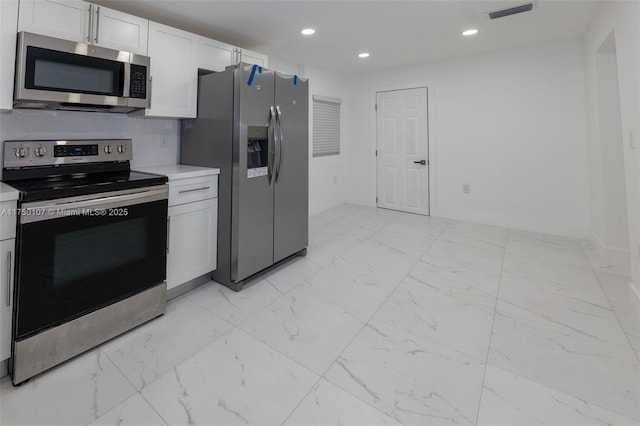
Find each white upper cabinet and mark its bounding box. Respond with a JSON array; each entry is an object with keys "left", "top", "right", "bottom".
[
  {"left": 90, "top": 4, "right": 148, "bottom": 55},
  {"left": 18, "top": 0, "right": 148, "bottom": 55},
  {"left": 0, "top": 0, "right": 18, "bottom": 111},
  {"left": 136, "top": 21, "right": 197, "bottom": 118},
  {"left": 18, "top": 0, "right": 89, "bottom": 43},
  {"left": 237, "top": 48, "right": 268, "bottom": 68},
  {"left": 197, "top": 36, "right": 234, "bottom": 72}
]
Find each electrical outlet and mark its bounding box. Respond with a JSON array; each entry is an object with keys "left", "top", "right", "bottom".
[
  {"left": 159, "top": 135, "right": 169, "bottom": 147},
  {"left": 462, "top": 183, "right": 470, "bottom": 194}
]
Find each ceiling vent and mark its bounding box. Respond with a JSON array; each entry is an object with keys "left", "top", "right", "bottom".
[{"left": 488, "top": 3, "right": 534, "bottom": 19}]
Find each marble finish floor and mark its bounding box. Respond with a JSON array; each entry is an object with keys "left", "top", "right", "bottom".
[{"left": 1, "top": 204, "right": 639, "bottom": 425}]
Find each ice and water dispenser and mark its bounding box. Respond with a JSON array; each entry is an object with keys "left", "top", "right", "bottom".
[{"left": 247, "top": 126, "right": 269, "bottom": 178}]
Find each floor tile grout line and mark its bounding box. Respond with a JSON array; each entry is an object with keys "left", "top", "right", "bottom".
[
  {"left": 102, "top": 321, "right": 237, "bottom": 394},
  {"left": 231, "top": 300, "right": 403, "bottom": 425},
  {"left": 99, "top": 346, "right": 141, "bottom": 395},
  {"left": 99, "top": 293, "right": 238, "bottom": 395},
  {"left": 137, "top": 392, "right": 170, "bottom": 426},
  {"left": 222, "top": 326, "right": 344, "bottom": 425},
  {"left": 303, "top": 216, "right": 453, "bottom": 425},
  {"left": 473, "top": 227, "right": 508, "bottom": 425},
  {"left": 482, "top": 364, "right": 640, "bottom": 424},
  {"left": 579, "top": 239, "right": 640, "bottom": 359},
  {"left": 22, "top": 206, "right": 635, "bottom": 426},
  {"left": 493, "top": 296, "right": 640, "bottom": 354},
  {"left": 290, "top": 209, "right": 447, "bottom": 320},
  {"left": 279, "top": 375, "right": 324, "bottom": 426},
  {"left": 481, "top": 234, "right": 640, "bottom": 422},
  {"left": 166, "top": 208, "right": 413, "bottom": 410}
]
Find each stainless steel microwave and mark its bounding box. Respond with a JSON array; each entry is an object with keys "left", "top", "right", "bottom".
[{"left": 14, "top": 32, "right": 150, "bottom": 113}]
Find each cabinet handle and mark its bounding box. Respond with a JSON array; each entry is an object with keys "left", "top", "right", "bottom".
[
  {"left": 178, "top": 186, "right": 210, "bottom": 194},
  {"left": 5, "top": 250, "right": 11, "bottom": 307},
  {"left": 94, "top": 6, "right": 101, "bottom": 43},
  {"left": 166, "top": 217, "right": 171, "bottom": 254},
  {"left": 87, "top": 4, "right": 93, "bottom": 43}
]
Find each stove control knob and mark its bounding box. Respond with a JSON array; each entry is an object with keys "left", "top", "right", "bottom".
[
  {"left": 117, "top": 144, "right": 127, "bottom": 154},
  {"left": 14, "top": 147, "right": 29, "bottom": 158},
  {"left": 34, "top": 146, "right": 47, "bottom": 157},
  {"left": 104, "top": 145, "right": 113, "bottom": 154}
]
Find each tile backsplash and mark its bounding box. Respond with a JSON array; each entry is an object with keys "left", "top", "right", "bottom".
[{"left": 0, "top": 109, "right": 179, "bottom": 172}]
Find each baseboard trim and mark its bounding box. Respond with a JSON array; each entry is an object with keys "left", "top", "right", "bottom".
[
  {"left": 430, "top": 207, "right": 588, "bottom": 239},
  {"left": 591, "top": 230, "right": 630, "bottom": 261},
  {"left": 629, "top": 282, "right": 640, "bottom": 315}
]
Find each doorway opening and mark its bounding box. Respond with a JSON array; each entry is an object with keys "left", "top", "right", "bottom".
[{"left": 593, "top": 31, "right": 630, "bottom": 275}]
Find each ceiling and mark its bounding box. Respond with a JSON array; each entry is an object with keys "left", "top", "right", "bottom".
[{"left": 93, "top": 0, "right": 603, "bottom": 75}]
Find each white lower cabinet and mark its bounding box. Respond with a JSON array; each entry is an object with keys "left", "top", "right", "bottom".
[
  {"left": 163, "top": 172, "right": 218, "bottom": 291},
  {"left": 167, "top": 198, "right": 217, "bottom": 290}
]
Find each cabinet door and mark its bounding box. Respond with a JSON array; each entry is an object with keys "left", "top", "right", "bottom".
[
  {"left": 0, "top": 0, "right": 18, "bottom": 111},
  {"left": 141, "top": 22, "right": 197, "bottom": 118},
  {"left": 238, "top": 48, "right": 268, "bottom": 68},
  {"left": 0, "top": 239, "right": 15, "bottom": 362},
  {"left": 198, "top": 36, "right": 234, "bottom": 72},
  {"left": 18, "top": 0, "right": 90, "bottom": 43},
  {"left": 166, "top": 198, "right": 217, "bottom": 290},
  {"left": 92, "top": 4, "right": 148, "bottom": 55}
]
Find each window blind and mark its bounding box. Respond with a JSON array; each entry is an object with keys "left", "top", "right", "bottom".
[{"left": 312, "top": 95, "right": 341, "bottom": 157}]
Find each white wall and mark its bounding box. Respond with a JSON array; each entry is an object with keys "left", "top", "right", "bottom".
[
  {"left": 591, "top": 42, "right": 629, "bottom": 258},
  {"left": 306, "top": 65, "right": 349, "bottom": 216},
  {"left": 344, "top": 40, "right": 590, "bottom": 238},
  {"left": 584, "top": 0, "right": 640, "bottom": 308},
  {"left": 0, "top": 110, "right": 179, "bottom": 171}
]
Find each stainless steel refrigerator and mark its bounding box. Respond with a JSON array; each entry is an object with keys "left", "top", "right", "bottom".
[{"left": 181, "top": 63, "right": 309, "bottom": 291}]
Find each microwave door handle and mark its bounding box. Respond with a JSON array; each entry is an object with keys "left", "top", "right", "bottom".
[{"left": 123, "top": 63, "right": 131, "bottom": 98}]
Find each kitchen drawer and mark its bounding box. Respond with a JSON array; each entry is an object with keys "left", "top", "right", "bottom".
[
  {"left": 168, "top": 175, "right": 218, "bottom": 207},
  {"left": 0, "top": 201, "right": 16, "bottom": 240}
]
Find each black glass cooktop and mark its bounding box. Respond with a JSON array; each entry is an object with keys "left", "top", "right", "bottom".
[{"left": 7, "top": 171, "right": 168, "bottom": 202}]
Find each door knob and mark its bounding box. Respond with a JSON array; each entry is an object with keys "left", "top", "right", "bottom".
[{"left": 414, "top": 160, "right": 426, "bottom": 165}]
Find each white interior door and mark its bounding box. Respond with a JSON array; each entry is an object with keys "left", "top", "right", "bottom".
[{"left": 376, "top": 87, "right": 429, "bottom": 215}]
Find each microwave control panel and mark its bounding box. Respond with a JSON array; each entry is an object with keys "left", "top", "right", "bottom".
[{"left": 129, "top": 64, "right": 147, "bottom": 99}]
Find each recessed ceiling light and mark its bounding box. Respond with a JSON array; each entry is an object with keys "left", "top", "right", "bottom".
[
  {"left": 462, "top": 29, "right": 479, "bottom": 36},
  {"left": 301, "top": 28, "right": 315, "bottom": 35},
  {"left": 358, "top": 52, "right": 370, "bottom": 58}
]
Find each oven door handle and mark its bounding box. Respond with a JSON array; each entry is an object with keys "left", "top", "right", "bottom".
[{"left": 21, "top": 187, "right": 168, "bottom": 224}]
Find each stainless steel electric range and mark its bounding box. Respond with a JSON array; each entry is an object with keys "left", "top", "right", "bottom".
[{"left": 2, "top": 139, "right": 168, "bottom": 385}]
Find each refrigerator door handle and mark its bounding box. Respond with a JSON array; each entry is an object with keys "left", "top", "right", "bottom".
[
  {"left": 268, "top": 106, "right": 276, "bottom": 185},
  {"left": 275, "top": 105, "right": 284, "bottom": 182}
]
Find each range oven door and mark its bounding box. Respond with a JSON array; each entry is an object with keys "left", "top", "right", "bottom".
[{"left": 13, "top": 185, "right": 168, "bottom": 341}]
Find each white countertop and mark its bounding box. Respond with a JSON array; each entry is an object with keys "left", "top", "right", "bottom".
[
  {"left": 135, "top": 164, "right": 220, "bottom": 180},
  {"left": 0, "top": 182, "right": 20, "bottom": 202}
]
